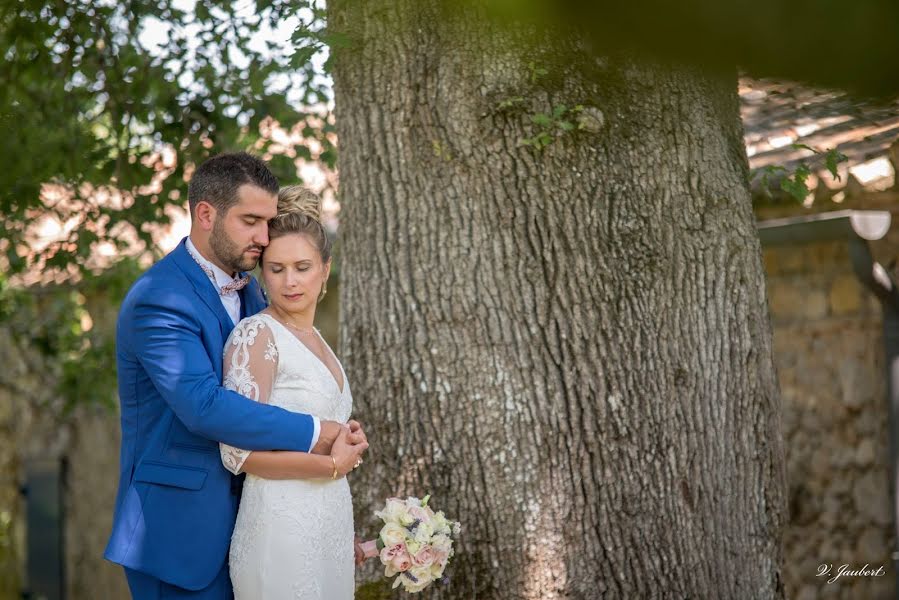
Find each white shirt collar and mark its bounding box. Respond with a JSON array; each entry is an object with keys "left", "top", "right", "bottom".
[{"left": 185, "top": 237, "right": 242, "bottom": 290}]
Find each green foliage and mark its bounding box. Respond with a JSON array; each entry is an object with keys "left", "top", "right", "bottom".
[
  {"left": 824, "top": 147, "right": 849, "bottom": 181},
  {"left": 779, "top": 163, "right": 812, "bottom": 202},
  {"left": 1, "top": 0, "right": 334, "bottom": 275},
  {"left": 527, "top": 61, "right": 548, "bottom": 84},
  {"left": 751, "top": 145, "right": 849, "bottom": 202},
  {"left": 0, "top": 259, "right": 142, "bottom": 411},
  {"left": 520, "top": 103, "right": 584, "bottom": 150},
  {"left": 496, "top": 96, "right": 525, "bottom": 111},
  {"left": 500, "top": 62, "right": 592, "bottom": 151}
]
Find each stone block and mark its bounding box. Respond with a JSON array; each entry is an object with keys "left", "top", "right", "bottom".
[
  {"left": 853, "top": 471, "right": 891, "bottom": 525},
  {"left": 795, "top": 584, "right": 818, "bottom": 600},
  {"left": 766, "top": 248, "right": 807, "bottom": 275},
  {"left": 809, "top": 446, "right": 831, "bottom": 477},
  {"left": 762, "top": 249, "right": 780, "bottom": 275},
  {"left": 0, "top": 389, "right": 12, "bottom": 425},
  {"left": 769, "top": 282, "right": 828, "bottom": 320},
  {"left": 830, "top": 275, "right": 863, "bottom": 315},
  {"left": 808, "top": 291, "right": 830, "bottom": 320},
  {"left": 802, "top": 408, "right": 822, "bottom": 431},
  {"left": 829, "top": 474, "right": 852, "bottom": 495},
  {"left": 856, "top": 527, "right": 888, "bottom": 561},
  {"left": 839, "top": 361, "right": 871, "bottom": 411},
  {"left": 855, "top": 439, "right": 877, "bottom": 467},
  {"left": 772, "top": 327, "right": 806, "bottom": 359}
]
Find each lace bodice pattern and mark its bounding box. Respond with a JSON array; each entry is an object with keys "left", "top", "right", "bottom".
[
  {"left": 221, "top": 312, "right": 355, "bottom": 599},
  {"left": 220, "top": 313, "right": 352, "bottom": 473}
]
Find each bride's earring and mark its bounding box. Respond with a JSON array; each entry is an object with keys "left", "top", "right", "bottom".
[{"left": 318, "top": 280, "right": 327, "bottom": 302}]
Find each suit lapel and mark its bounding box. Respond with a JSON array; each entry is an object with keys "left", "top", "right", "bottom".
[
  {"left": 239, "top": 277, "right": 267, "bottom": 319},
  {"left": 170, "top": 239, "right": 235, "bottom": 337}
]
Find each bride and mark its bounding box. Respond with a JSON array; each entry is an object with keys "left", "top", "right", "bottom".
[{"left": 220, "top": 186, "right": 368, "bottom": 599}]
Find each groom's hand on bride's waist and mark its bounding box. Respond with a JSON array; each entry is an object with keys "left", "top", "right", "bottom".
[{"left": 311, "top": 420, "right": 367, "bottom": 454}]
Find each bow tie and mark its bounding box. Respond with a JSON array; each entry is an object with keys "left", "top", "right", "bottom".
[
  {"left": 217, "top": 275, "right": 250, "bottom": 295},
  {"left": 187, "top": 248, "right": 251, "bottom": 296}
]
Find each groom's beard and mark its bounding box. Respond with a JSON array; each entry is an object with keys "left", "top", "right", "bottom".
[{"left": 210, "top": 217, "right": 262, "bottom": 273}]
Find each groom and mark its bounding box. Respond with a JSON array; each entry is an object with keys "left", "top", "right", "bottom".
[{"left": 104, "top": 152, "right": 366, "bottom": 599}]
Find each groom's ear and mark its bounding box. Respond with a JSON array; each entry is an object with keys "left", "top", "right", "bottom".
[{"left": 195, "top": 201, "right": 217, "bottom": 231}]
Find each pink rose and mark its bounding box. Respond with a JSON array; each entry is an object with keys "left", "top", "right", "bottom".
[
  {"left": 412, "top": 545, "right": 436, "bottom": 568},
  {"left": 390, "top": 550, "right": 412, "bottom": 572},
  {"left": 432, "top": 548, "right": 449, "bottom": 566},
  {"left": 380, "top": 543, "right": 405, "bottom": 563}
]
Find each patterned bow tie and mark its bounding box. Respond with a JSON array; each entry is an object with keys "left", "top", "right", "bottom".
[
  {"left": 218, "top": 275, "right": 250, "bottom": 295},
  {"left": 187, "top": 248, "right": 251, "bottom": 296}
]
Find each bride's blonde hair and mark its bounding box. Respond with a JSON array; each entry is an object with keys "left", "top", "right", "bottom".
[{"left": 268, "top": 185, "right": 332, "bottom": 263}]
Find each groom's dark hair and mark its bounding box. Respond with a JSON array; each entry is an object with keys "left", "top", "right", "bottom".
[{"left": 188, "top": 152, "right": 279, "bottom": 216}]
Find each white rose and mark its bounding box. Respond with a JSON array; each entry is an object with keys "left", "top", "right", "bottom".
[
  {"left": 431, "top": 512, "right": 450, "bottom": 534},
  {"left": 375, "top": 498, "right": 407, "bottom": 525},
  {"left": 432, "top": 534, "right": 452, "bottom": 554},
  {"left": 403, "top": 566, "right": 433, "bottom": 593},
  {"left": 380, "top": 523, "right": 408, "bottom": 548},
  {"left": 414, "top": 521, "right": 434, "bottom": 543},
  {"left": 429, "top": 560, "right": 445, "bottom": 580}
]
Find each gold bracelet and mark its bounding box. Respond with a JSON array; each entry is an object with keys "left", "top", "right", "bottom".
[{"left": 330, "top": 456, "right": 338, "bottom": 480}]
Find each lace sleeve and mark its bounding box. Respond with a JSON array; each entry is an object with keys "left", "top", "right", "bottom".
[{"left": 220, "top": 317, "right": 279, "bottom": 474}]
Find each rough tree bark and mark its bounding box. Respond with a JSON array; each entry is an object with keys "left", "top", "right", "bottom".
[{"left": 329, "top": 2, "right": 786, "bottom": 598}]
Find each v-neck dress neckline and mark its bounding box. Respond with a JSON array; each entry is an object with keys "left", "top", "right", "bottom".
[{"left": 259, "top": 312, "right": 346, "bottom": 394}]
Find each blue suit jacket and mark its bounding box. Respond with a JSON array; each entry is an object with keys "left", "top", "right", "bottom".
[{"left": 104, "top": 238, "right": 315, "bottom": 590}]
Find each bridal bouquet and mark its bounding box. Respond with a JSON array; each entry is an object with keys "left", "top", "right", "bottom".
[{"left": 365, "top": 495, "right": 461, "bottom": 593}]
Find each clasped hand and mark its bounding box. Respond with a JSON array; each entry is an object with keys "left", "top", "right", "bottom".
[{"left": 313, "top": 419, "right": 368, "bottom": 477}]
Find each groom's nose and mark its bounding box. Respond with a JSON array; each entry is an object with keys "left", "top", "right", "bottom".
[{"left": 252, "top": 224, "right": 269, "bottom": 247}]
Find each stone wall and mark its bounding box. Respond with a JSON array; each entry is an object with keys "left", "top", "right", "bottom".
[{"left": 764, "top": 239, "right": 895, "bottom": 599}]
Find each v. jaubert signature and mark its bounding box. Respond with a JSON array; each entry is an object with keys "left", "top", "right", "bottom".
[{"left": 817, "top": 563, "right": 886, "bottom": 584}]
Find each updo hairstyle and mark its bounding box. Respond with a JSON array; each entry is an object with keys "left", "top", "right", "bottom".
[{"left": 268, "top": 185, "right": 332, "bottom": 263}]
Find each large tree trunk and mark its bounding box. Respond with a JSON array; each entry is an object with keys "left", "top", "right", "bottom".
[{"left": 329, "top": 3, "right": 785, "bottom": 598}]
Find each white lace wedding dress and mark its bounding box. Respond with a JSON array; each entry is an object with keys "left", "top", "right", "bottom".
[{"left": 220, "top": 312, "right": 355, "bottom": 599}]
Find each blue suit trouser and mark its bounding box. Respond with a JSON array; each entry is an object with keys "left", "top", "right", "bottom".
[{"left": 124, "top": 564, "right": 232, "bottom": 600}]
